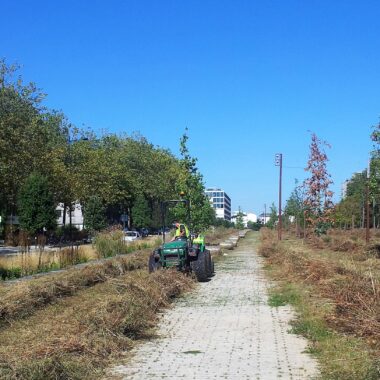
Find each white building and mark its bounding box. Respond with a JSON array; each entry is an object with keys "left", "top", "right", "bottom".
[
  {"left": 205, "top": 188, "right": 231, "bottom": 221},
  {"left": 258, "top": 212, "right": 271, "bottom": 225},
  {"left": 231, "top": 211, "right": 257, "bottom": 227},
  {"left": 56, "top": 203, "right": 84, "bottom": 230},
  {"left": 341, "top": 180, "right": 350, "bottom": 199}
]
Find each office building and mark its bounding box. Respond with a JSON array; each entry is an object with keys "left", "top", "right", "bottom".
[{"left": 205, "top": 188, "right": 231, "bottom": 221}]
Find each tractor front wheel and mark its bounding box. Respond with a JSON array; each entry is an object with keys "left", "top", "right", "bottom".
[
  {"left": 148, "top": 255, "right": 161, "bottom": 273},
  {"left": 191, "top": 251, "right": 208, "bottom": 282}
]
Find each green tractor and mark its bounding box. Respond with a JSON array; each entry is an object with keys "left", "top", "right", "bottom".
[{"left": 148, "top": 198, "right": 214, "bottom": 282}]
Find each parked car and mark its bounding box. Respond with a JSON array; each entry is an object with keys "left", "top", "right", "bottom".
[
  {"left": 139, "top": 228, "right": 149, "bottom": 237},
  {"left": 123, "top": 231, "right": 141, "bottom": 242},
  {"left": 156, "top": 227, "right": 171, "bottom": 235}
]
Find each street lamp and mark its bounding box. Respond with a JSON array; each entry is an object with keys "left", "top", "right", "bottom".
[{"left": 275, "top": 153, "right": 283, "bottom": 240}]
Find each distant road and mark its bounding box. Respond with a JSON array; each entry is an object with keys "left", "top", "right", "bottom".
[{"left": 0, "top": 247, "right": 20, "bottom": 256}]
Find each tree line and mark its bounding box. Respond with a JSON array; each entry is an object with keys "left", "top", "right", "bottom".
[
  {"left": 0, "top": 60, "right": 214, "bottom": 240},
  {"left": 268, "top": 125, "right": 380, "bottom": 235}
]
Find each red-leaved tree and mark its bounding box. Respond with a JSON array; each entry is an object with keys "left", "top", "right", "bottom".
[{"left": 303, "top": 133, "right": 334, "bottom": 233}]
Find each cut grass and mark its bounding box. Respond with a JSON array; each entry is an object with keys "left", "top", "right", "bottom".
[
  {"left": 268, "top": 283, "right": 379, "bottom": 380},
  {"left": 0, "top": 227, "right": 234, "bottom": 379},
  {"left": 0, "top": 248, "right": 152, "bottom": 326},
  {"left": 261, "top": 228, "right": 380, "bottom": 380},
  {"left": 0, "top": 269, "right": 194, "bottom": 380}
]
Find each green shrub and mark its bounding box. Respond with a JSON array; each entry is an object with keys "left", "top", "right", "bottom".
[
  {"left": 95, "top": 230, "right": 126, "bottom": 258},
  {"left": 0, "top": 266, "right": 22, "bottom": 280}
]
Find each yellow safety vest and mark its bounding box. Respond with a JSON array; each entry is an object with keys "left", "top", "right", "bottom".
[
  {"left": 175, "top": 224, "right": 190, "bottom": 238},
  {"left": 193, "top": 235, "right": 205, "bottom": 245}
]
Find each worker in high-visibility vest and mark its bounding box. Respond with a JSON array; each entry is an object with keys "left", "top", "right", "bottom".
[
  {"left": 193, "top": 233, "right": 205, "bottom": 252},
  {"left": 171, "top": 222, "right": 190, "bottom": 241}
]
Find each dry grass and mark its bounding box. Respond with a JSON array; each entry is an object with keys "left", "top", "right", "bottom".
[
  {"left": 205, "top": 227, "right": 237, "bottom": 245},
  {"left": 0, "top": 269, "right": 194, "bottom": 379},
  {"left": 0, "top": 235, "right": 160, "bottom": 280},
  {"left": 0, "top": 228, "right": 232, "bottom": 325},
  {"left": 257, "top": 227, "right": 278, "bottom": 257},
  {"left": 0, "top": 246, "right": 91, "bottom": 274},
  {"left": 0, "top": 226, "right": 234, "bottom": 379},
  {"left": 259, "top": 228, "right": 380, "bottom": 379},
  {"left": 0, "top": 249, "right": 151, "bottom": 326}
]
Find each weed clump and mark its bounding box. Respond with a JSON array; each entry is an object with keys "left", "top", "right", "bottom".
[{"left": 258, "top": 228, "right": 278, "bottom": 257}]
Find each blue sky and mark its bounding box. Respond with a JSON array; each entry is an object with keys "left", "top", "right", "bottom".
[{"left": 2, "top": 0, "right": 380, "bottom": 214}]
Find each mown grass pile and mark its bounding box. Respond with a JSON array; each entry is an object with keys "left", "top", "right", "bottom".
[
  {"left": 0, "top": 227, "right": 233, "bottom": 379},
  {"left": 0, "top": 248, "right": 151, "bottom": 326},
  {"left": 259, "top": 227, "right": 380, "bottom": 379},
  {"left": 0, "top": 270, "right": 193, "bottom": 379}
]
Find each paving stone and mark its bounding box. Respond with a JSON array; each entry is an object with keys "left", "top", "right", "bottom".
[{"left": 106, "top": 235, "right": 319, "bottom": 379}]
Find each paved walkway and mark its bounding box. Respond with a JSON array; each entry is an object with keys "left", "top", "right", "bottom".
[{"left": 107, "top": 233, "right": 319, "bottom": 379}]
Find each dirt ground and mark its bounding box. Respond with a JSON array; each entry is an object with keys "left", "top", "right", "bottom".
[{"left": 105, "top": 233, "right": 319, "bottom": 380}]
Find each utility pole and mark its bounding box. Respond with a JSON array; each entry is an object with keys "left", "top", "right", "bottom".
[
  {"left": 366, "top": 161, "right": 370, "bottom": 243},
  {"left": 275, "top": 153, "right": 283, "bottom": 240}
]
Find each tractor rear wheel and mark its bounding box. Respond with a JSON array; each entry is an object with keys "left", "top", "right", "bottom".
[
  {"left": 205, "top": 250, "right": 213, "bottom": 277},
  {"left": 211, "top": 259, "right": 215, "bottom": 276},
  {"left": 148, "top": 255, "right": 161, "bottom": 273},
  {"left": 191, "top": 251, "right": 208, "bottom": 282}
]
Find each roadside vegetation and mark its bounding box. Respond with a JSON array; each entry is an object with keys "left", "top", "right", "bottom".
[
  {"left": 256, "top": 127, "right": 380, "bottom": 379},
  {"left": 0, "top": 234, "right": 159, "bottom": 280},
  {"left": 0, "top": 227, "right": 232, "bottom": 379},
  {"left": 0, "top": 223, "right": 232, "bottom": 281},
  {"left": 0, "top": 269, "right": 194, "bottom": 379},
  {"left": 0, "top": 59, "right": 214, "bottom": 250},
  {"left": 259, "top": 227, "right": 380, "bottom": 379}
]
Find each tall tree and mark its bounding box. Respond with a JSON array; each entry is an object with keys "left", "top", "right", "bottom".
[
  {"left": 266, "top": 203, "right": 278, "bottom": 228},
  {"left": 17, "top": 173, "right": 57, "bottom": 235},
  {"left": 235, "top": 207, "right": 245, "bottom": 230},
  {"left": 131, "top": 194, "right": 151, "bottom": 228},
  {"left": 0, "top": 60, "right": 68, "bottom": 215},
  {"left": 173, "top": 130, "right": 214, "bottom": 232},
  {"left": 284, "top": 180, "right": 305, "bottom": 233},
  {"left": 83, "top": 195, "right": 107, "bottom": 232},
  {"left": 303, "top": 133, "right": 334, "bottom": 234}
]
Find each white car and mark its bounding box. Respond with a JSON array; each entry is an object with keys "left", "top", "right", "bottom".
[{"left": 123, "top": 231, "right": 142, "bottom": 242}]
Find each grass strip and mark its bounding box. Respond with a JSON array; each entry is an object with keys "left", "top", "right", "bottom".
[
  {"left": 0, "top": 228, "right": 234, "bottom": 328},
  {"left": 260, "top": 228, "right": 380, "bottom": 380},
  {"left": 0, "top": 269, "right": 194, "bottom": 380},
  {"left": 0, "top": 249, "right": 151, "bottom": 327}
]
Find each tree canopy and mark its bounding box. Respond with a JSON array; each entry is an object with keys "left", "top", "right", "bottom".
[
  {"left": 17, "top": 173, "right": 57, "bottom": 235},
  {"left": 0, "top": 61, "right": 214, "bottom": 236},
  {"left": 303, "top": 133, "right": 334, "bottom": 234}
]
